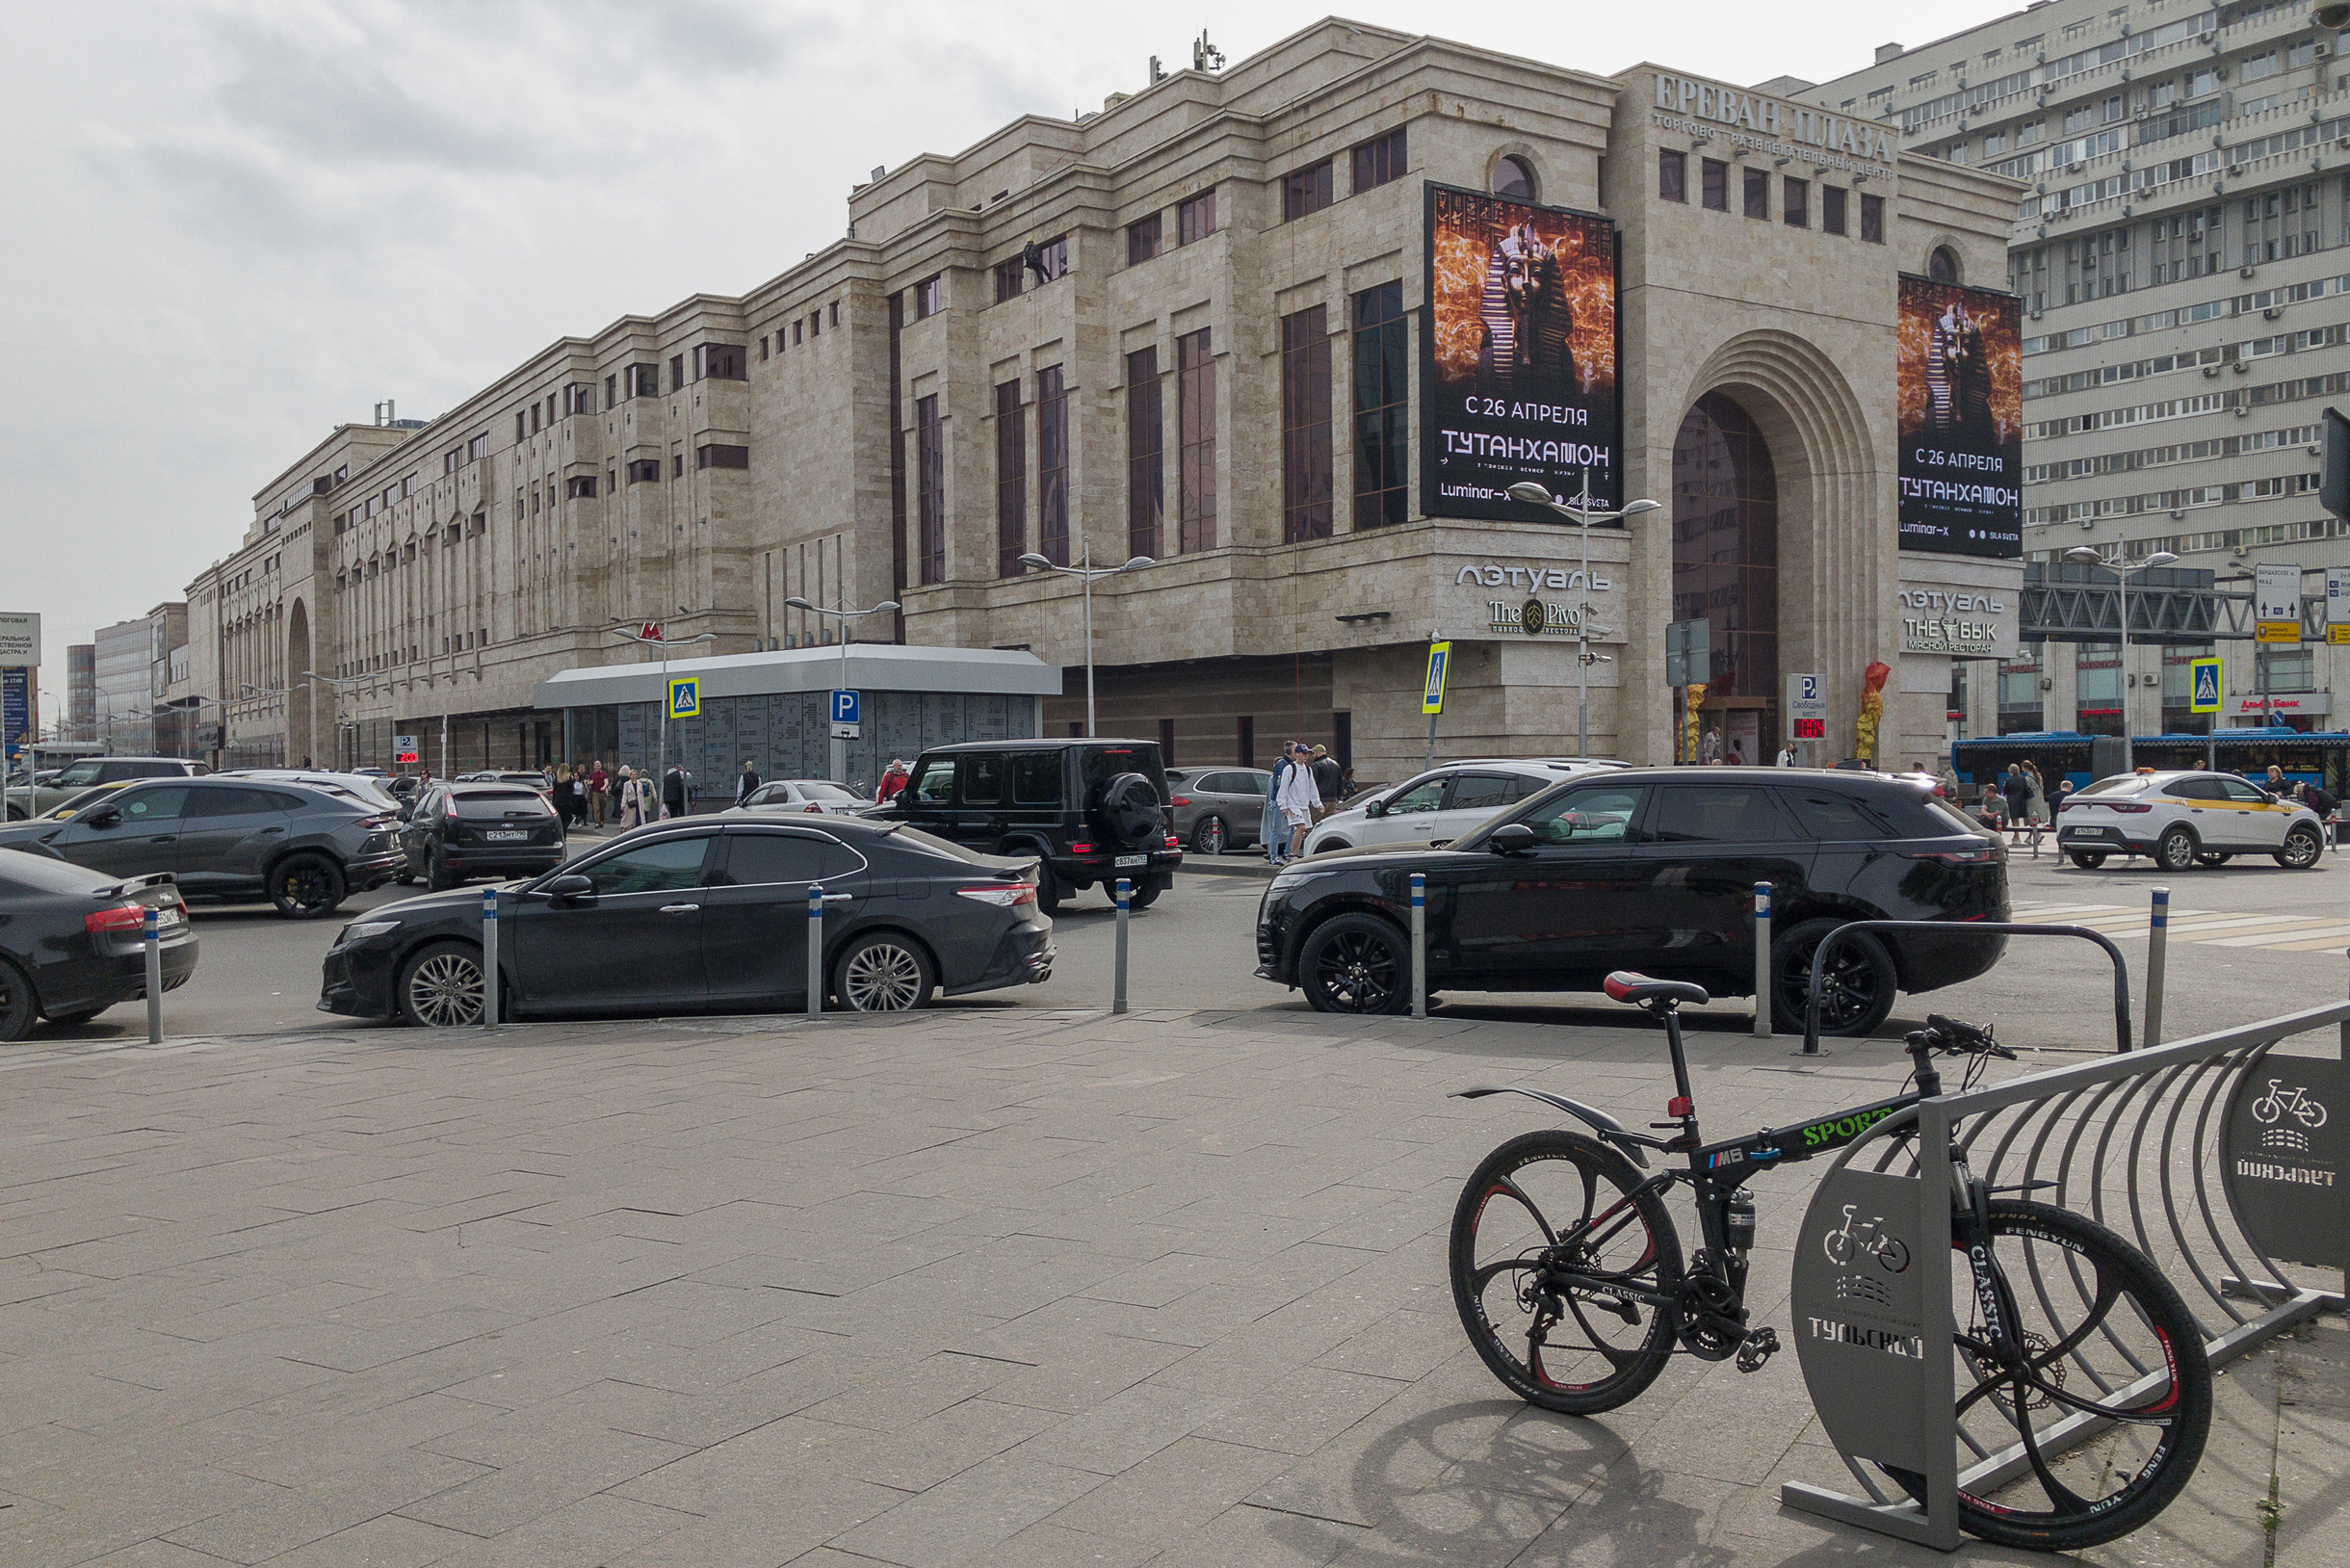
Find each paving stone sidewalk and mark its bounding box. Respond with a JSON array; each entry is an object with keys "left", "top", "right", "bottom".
[{"left": 0, "top": 1006, "right": 2338, "bottom": 1567}]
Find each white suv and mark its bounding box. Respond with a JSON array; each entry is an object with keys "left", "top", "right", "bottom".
[
  {"left": 1300, "top": 759, "right": 1620, "bottom": 855},
  {"left": 2056, "top": 770, "right": 2326, "bottom": 872}
]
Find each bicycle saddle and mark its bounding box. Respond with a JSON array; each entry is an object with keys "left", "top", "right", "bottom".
[{"left": 1603, "top": 972, "right": 1710, "bottom": 1008}]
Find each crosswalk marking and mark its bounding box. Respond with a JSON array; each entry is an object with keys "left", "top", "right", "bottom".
[{"left": 2012, "top": 901, "right": 2350, "bottom": 952}]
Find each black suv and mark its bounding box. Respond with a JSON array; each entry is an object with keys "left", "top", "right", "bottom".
[
  {"left": 1256, "top": 767, "right": 2008, "bottom": 1034},
  {"left": 867, "top": 739, "right": 1178, "bottom": 913},
  {"left": 396, "top": 782, "right": 568, "bottom": 889}
]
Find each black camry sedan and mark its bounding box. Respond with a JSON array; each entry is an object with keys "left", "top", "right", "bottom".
[
  {"left": 321, "top": 816, "right": 1053, "bottom": 1027},
  {"left": 0, "top": 855, "right": 197, "bottom": 1039},
  {"left": 1256, "top": 767, "right": 2008, "bottom": 1034}
]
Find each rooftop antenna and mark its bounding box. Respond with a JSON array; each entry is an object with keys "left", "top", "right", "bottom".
[
  {"left": 1192, "top": 31, "right": 1224, "bottom": 71},
  {"left": 1149, "top": 54, "right": 1165, "bottom": 84}
]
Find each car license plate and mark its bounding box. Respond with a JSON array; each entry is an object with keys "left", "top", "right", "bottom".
[
  {"left": 1114, "top": 853, "right": 1147, "bottom": 868},
  {"left": 484, "top": 830, "right": 527, "bottom": 843}
]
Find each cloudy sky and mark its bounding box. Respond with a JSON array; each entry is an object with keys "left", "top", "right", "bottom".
[{"left": 0, "top": 0, "right": 2015, "bottom": 693}]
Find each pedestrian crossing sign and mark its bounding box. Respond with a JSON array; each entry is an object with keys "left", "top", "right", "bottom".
[
  {"left": 1422, "top": 641, "right": 1450, "bottom": 715},
  {"left": 667, "top": 676, "right": 701, "bottom": 719},
  {"left": 2188, "top": 657, "right": 2221, "bottom": 715}
]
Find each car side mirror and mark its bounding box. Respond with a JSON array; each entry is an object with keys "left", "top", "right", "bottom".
[
  {"left": 1489, "top": 823, "right": 1536, "bottom": 855},
  {"left": 88, "top": 809, "right": 122, "bottom": 829},
  {"left": 1364, "top": 801, "right": 1386, "bottom": 818},
  {"left": 544, "top": 874, "right": 595, "bottom": 901}
]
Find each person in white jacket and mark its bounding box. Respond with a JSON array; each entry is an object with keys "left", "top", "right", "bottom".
[{"left": 1275, "top": 742, "right": 1321, "bottom": 860}]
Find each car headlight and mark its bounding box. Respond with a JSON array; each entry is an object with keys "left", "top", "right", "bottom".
[
  {"left": 1266, "top": 869, "right": 1334, "bottom": 896},
  {"left": 333, "top": 920, "right": 401, "bottom": 947}
]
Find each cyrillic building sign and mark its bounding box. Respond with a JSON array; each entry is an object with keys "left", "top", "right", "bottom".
[{"left": 1651, "top": 74, "right": 1896, "bottom": 176}]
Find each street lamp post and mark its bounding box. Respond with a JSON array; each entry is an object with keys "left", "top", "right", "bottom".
[
  {"left": 608, "top": 625, "right": 718, "bottom": 792},
  {"left": 1018, "top": 546, "right": 1154, "bottom": 736},
  {"left": 2067, "top": 546, "right": 2179, "bottom": 760},
  {"left": 780, "top": 598, "right": 900, "bottom": 784},
  {"left": 1506, "top": 478, "right": 1662, "bottom": 758},
  {"left": 299, "top": 671, "right": 369, "bottom": 771}
]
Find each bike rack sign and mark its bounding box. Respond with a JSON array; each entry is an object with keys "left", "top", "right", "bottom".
[
  {"left": 1790, "top": 1168, "right": 1936, "bottom": 1477},
  {"left": 2220, "top": 1056, "right": 2344, "bottom": 1268}
]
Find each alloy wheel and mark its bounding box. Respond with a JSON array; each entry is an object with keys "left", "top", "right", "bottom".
[
  {"left": 1782, "top": 946, "right": 1880, "bottom": 1032},
  {"left": 1196, "top": 817, "right": 1226, "bottom": 854},
  {"left": 1316, "top": 929, "right": 1400, "bottom": 1012},
  {"left": 282, "top": 864, "right": 335, "bottom": 914},
  {"left": 843, "top": 943, "right": 925, "bottom": 1010},
  {"left": 406, "top": 953, "right": 483, "bottom": 1027},
  {"left": 2281, "top": 827, "right": 2321, "bottom": 868}
]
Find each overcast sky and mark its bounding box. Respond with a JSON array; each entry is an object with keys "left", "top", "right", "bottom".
[{"left": 0, "top": 0, "right": 2018, "bottom": 694}]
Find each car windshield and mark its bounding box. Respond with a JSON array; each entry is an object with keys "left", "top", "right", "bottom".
[
  {"left": 54, "top": 761, "right": 105, "bottom": 787},
  {"left": 455, "top": 790, "right": 549, "bottom": 818},
  {"left": 2076, "top": 775, "right": 2148, "bottom": 797}
]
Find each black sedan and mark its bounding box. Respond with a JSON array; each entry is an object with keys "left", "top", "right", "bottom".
[
  {"left": 0, "top": 855, "right": 197, "bottom": 1039},
  {"left": 1256, "top": 767, "right": 2008, "bottom": 1034},
  {"left": 321, "top": 817, "right": 1054, "bottom": 1027},
  {"left": 398, "top": 782, "right": 567, "bottom": 889}
]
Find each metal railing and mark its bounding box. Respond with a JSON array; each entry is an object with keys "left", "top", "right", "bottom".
[{"left": 1802, "top": 920, "right": 2135, "bottom": 1056}]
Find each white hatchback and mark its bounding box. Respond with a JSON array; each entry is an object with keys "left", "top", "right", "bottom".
[
  {"left": 1299, "top": 759, "right": 1618, "bottom": 855},
  {"left": 2055, "top": 770, "right": 2326, "bottom": 872}
]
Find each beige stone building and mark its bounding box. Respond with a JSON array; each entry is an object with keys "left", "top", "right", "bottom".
[{"left": 187, "top": 19, "right": 2022, "bottom": 780}]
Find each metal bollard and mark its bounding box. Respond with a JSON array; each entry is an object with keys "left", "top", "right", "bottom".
[
  {"left": 807, "top": 883, "right": 825, "bottom": 1018},
  {"left": 1752, "top": 881, "right": 1772, "bottom": 1039},
  {"left": 143, "top": 906, "right": 163, "bottom": 1045},
  {"left": 1410, "top": 873, "right": 1427, "bottom": 1020},
  {"left": 481, "top": 887, "right": 500, "bottom": 1029},
  {"left": 2144, "top": 885, "right": 2170, "bottom": 1049},
  {"left": 1113, "top": 878, "right": 1131, "bottom": 1015}
]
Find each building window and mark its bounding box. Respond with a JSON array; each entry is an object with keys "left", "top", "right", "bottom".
[
  {"left": 670, "top": 354, "right": 686, "bottom": 391},
  {"left": 829, "top": 301, "right": 839, "bottom": 327},
  {"left": 793, "top": 321, "right": 802, "bottom": 345},
  {"left": 1929, "top": 245, "right": 1960, "bottom": 282},
  {"left": 515, "top": 412, "right": 527, "bottom": 442},
  {"left": 1176, "top": 327, "right": 1216, "bottom": 552},
  {"left": 1350, "top": 128, "right": 1406, "bottom": 194},
  {"left": 672, "top": 454, "right": 684, "bottom": 478},
  {"left": 1280, "top": 306, "right": 1333, "bottom": 542},
  {"left": 1128, "top": 213, "right": 1162, "bottom": 265},
  {"left": 1821, "top": 185, "right": 1847, "bottom": 236},
  {"left": 916, "top": 394, "right": 944, "bottom": 584},
  {"left": 759, "top": 336, "right": 769, "bottom": 360},
  {"left": 1743, "top": 166, "right": 1768, "bottom": 220},
  {"left": 1127, "top": 346, "right": 1162, "bottom": 560},
  {"left": 692, "top": 344, "right": 746, "bottom": 380},
  {"left": 627, "top": 364, "right": 660, "bottom": 398},
  {"left": 1492, "top": 155, "right": 1536, "bottom": 201},
  {"left": 627, "top": 459, "right": 661, "bottom": 483},
  {"left": 996, "top": 255, "right": 1027, "bottom": 302},
  {"left": 1348, "top": 282, "right": 1409, "bottom": 531},
  {"left": 1782, "top": 177, "right": 1809, "bottom": 227},
  {"left": 1177, "top": 190, "right": 1216, "bottom": 245},
  {"left": 694, "top": 444, "right": 748, "bottom": 469},
  {"left": 914, "top": 274, "right": 943, "bottom": 319},
  {"left": 995, "top": 379, "right": 1026, "bottom": 577},
  {"left": 1037, "top": 365, "right": 1069, "bottom": 566},
  {"left": 566, "top": 476, "right": 597, "bottom": 499},
  {"left": 1658, "top": 148, "right": 1686, "bottom": 202},
  {"left": 808, "top": 310, "right": 819, "bottom": 337},
  {"left": 1860, "top": 193, "right": 1885, "bottom": 243},
  {"left": 1700, "top": 158, "right": 1727, "bottom": 211},
  {"left": 467, "top": 433, "right": 488, "bottom": 463},
  {"left": 1028, "top": 237, "right": 1068, "bottom": 284},
  {"left": 1282, "top": 159, "right": 1335, "bottom": 222}
]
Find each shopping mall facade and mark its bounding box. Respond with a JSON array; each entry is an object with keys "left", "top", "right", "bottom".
[{"left": 194, "top": 19, "right": 2023, "bottom": 779}]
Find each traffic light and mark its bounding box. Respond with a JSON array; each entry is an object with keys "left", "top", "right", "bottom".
[{"left": 2323, "top": 406, "right": 2350, "bottom": 523}]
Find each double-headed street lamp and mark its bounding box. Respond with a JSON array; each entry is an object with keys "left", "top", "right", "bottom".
[
  {"left": 1017, "top": 547, "right": 1154, "bottom": 737},
  {"left": 608, "top": 624, "right": 717, "bottom": 783},
  {"left": 782, "top": 597, "right": 901, "bottom": 784},
  {"left": 1506, "top": 480, "right": 1662, "bottom": 758},
  {"left": 2065, "top": 545, "right": 2180, "bottom": 751}
]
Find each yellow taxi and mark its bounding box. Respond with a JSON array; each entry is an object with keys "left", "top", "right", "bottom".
[{"left": 2056, "top": 769, "right": 2324, "bottom": 872}]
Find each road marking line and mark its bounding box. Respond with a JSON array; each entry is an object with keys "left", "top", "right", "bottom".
[{"left": 2206, "top": 924, "right": 2350, "bottom": 947}]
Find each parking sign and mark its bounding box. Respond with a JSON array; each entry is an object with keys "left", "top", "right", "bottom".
[
  {"left": 1785, "top": 672, "right": 1828, "bottom": 741},
  {"left": 2188, "top": 657, "right": 2222, "bottom": 715},
  {"left": 393, "top": 734, "right": 419, "bottom": 765},
  {"left": 667, "top": 677, "right": 700, "bottom": 719}
]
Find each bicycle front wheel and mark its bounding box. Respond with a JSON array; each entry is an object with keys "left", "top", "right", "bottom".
[
  {"left": 1449, "top": 1129, "right": 1684, "bottom": 1415},
  {"left": 1933, "top": 1201, "right": 2212, "bottom": 1552}
]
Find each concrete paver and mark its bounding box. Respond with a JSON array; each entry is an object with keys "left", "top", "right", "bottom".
[{"left": 0, "top": 1004, "right": 2337, "bottom": 1566}]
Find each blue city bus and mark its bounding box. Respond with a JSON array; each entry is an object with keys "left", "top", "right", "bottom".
[{"left": 1953, "top": 730, "right": 2350, "bottom": 794}]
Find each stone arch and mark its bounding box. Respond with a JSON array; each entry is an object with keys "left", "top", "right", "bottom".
[
  {"left": 1927, "top": 244, "right": 1962, "bottom": 283},
  {"left": 285, "top": 598, "right": 313, "bottom": 767},
  {"left": 1485, "top": 144, "right": 1542, "bottom": 203},
  {"left": 1670, "top": 329, "right": 1883, "bottom": 738}
]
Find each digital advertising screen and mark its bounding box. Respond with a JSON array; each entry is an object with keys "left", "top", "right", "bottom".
[
  {"left": 1896, "top": 275, "right": 2023, "bottom": 558},
  {"left": 1423, "top": 184, "right": 1620, "bottom": 522}
]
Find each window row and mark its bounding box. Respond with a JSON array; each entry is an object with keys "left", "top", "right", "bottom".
[
  {"left": 1127, "top": 191, "right": 1217, "bottom": 265},
  {"left": 1283, "top": 126, "right": 1407, "bottom": 222},
  {"left": 1658, "top": 150, "right": 1884, "bottom": 241},
  {"left": 760, "top": 302, "right": 839, "bottom": 358}
]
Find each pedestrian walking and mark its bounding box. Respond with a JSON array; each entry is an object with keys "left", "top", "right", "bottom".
[
  {"left": 1263, "top": 750, "right": 1292, "bottom": 866},
  {"left": 1338, "top": 763, "right": 1357, "bottom": 801},
  {"left": 1775, "top": 742, "right": 1798, "bottom": 767},
  {"left": 876, "top": 759, "right": 911, "bottom": 803},
  {"left": 1309, "top": 745, "right": 1343, "bottom": 823},
  {"left": 663, "top": 764, "right": 689, "bottom": 821},
  {"left": 2020, "top": 761, "right": 2050, "bottom": 856},
  {"left": 552, "top": 765, "right": 574, "bottom": 834},
  {"left": 735, "top": 758, "right": 761, "bottom": 807},
  {"left": 617, "top": 766, "right": 651, "bottom": 828},
  {"left": 1276, "top": 742, "right": 1321, "bottom": 861},
  {"left": 588, "top": 761, "right": 609, "bottom": 827}
]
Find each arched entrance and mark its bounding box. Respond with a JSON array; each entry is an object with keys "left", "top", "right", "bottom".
[
  {"left": 285, "top": 600, "right": 312, "bottom": 768},
  {"left": 1672, "top": 392, "right": 1780, "bottom": 766}
]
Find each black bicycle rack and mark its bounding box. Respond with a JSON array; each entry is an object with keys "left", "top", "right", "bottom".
[{"left": 1800, "top": 920, "right": 2133, "bottom": 1058}]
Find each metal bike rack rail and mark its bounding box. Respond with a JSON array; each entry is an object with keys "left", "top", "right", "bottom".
[
  {"left": 1802, "top": 921, "right": 2134, "bottom": 1058},
  {"left": 1781, "top": 996, "right": 2350, "bottom": 1550}
]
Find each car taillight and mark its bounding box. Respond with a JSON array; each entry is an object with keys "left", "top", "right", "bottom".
[
  {"left": 1905, "top": 846, "right": 1998, "bottom": 864},
  {"left": 1070, "top": 841, "right": 1094, "bottom": 854},
  {"left": 955, "top": 883, "right": 1037, "bottom": 908},
  {"left": 1169, "top": 796, "right": 1191, "bottom": 807},
  {"left": 1164, "top": 835, "right": 1180, "bottom": 850},
  {"left": 84, "top": 902, "right": 147, "bottom": 934},
  {"left": 804, "top": 803, "right": 823, "bottom": 814},
  {"left": 2105, "top": 803, "right": 2154, "bottom": 814}
]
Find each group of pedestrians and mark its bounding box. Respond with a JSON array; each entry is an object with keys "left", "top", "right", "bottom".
[{"left": 1262, "top": 743, "right": 1350, "bottom": 867}]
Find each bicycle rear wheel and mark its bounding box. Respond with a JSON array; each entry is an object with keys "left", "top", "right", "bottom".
[
  {"left": 1898, "top": 1200, "right": 2212, "bottom": 1552},
  {"left": 1448, "top": 1129, "right": 1683, "bottom": 1415}
]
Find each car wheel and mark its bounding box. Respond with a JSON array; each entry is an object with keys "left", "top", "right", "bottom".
[
  {"left": 834, "top": 932, "right": 935, "bottom": 1011},
  {"left": 1036, "top": 875, "right": 1061, "bottom": 917},
  {"left": 1191, "top": 816, "right": 1227, "bottom": 855},
  {"left": 1298, "top": 912, "right": 1411, "bottom": 1015},
  {"left": 2067, "top": 850, "right": 2108, "bottom": 870},
  {"left": 425, "top": 848, "right": 458, "bottom": 893},
  {"left": 397, "top": 940, "right": 487, "bottom": 1027},
  {"left": 0, "top": 958, "right": 38, "bottom": 1042},
  {"left": 1124, "top": 880, "right": 1162, "bottom": 911},
  {"left": 1770, "top": 917, "right": 1896, "bottom": 1037},
  {"left": 2154, "top": 825, "right": 2198, "bottom": 873},
  {"left": 269, "top": 853, "right": 348, "bottom": 919},
  {"left": 44, "top": 1006, "right": 107, "bottom": 1027},
  {"left": 2194, "top": 850, "right": 2232, "bottom": 867},
  {"left": 4, "top": 805, "right": 25, "bottom": 822},
  {"left": 2277, "top": 824, "right": 2323, "bottom": 869}
]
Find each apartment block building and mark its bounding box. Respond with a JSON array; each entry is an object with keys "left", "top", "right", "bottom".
[
  {"left": 1801, "top": 0, "right": 2350, "bottom": 739},
  {"left": 188, "top": 18, "right": 2018, "bottom": 777}
]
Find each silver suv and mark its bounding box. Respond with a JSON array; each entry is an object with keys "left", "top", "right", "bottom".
[
  {"left": 13, "top": 757, "right": 207, "bottom": 820},
  {"left": 0, "top": 777, "right": 404, "bottom": 918}
]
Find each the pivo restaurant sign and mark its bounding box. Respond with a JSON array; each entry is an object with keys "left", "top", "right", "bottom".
[
  {"left": 1651, "top": 74, "right": 1896, "bottom": 177},
  {"left": 1441, "top": 556, "right": 1617, "bottom": 642}
]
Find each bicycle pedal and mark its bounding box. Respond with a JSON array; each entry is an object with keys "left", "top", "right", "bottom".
[{"left": 1736, "top": 1326, "right": 1780, "bottom": 1373}]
